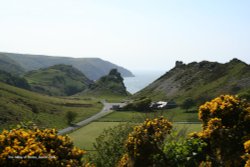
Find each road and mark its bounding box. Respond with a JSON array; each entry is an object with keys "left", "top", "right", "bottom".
[{"left": 58, "top": 101, "right": 126, "bottom": 135}]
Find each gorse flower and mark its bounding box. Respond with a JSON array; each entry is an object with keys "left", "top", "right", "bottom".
[
  {"left": 193, "top": 94, "right": 250, "bottom": 166},
  {"left": 118, "top": 116, "right": 172, "bottom": 167},
  {"left": 0, "top": 127, "right": 86, "bottom": 167}
]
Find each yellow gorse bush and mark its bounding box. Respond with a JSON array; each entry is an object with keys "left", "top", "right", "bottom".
[
  {"left": 244, "top": 140, "right": 250, "bottom": 167},
  {"left": 0, "top": 128, "right": 86, "bottom": 167},
  {"left": 118, "top": 116, "right": 172, "bottom": 167},
  {"left": 192, "top": 95, "right": 250, "bottom": 166}
]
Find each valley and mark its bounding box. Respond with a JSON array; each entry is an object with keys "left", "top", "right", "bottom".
[{"left": 0, "top": 53, "right": 249, "bottom": 166}]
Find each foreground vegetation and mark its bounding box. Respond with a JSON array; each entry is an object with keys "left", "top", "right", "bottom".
[
  {"left": 69, "top": 122, "right": 201, "bottom": 150},
  {"left": 0, "top": 94, "right": 249, "bottom": 166},
  {"left": 87, "top": 95, "right": 250, "bottom": 167}
]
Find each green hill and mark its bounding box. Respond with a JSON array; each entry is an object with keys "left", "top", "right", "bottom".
[
  {"left": 82, "top": 69, "right": 129, "bottom": 96},
  {"left": 0, "top": 52, "right": 134, "bottom": 80},
  {"left": 25, "top": 64, "right": 93, "bottom": 96},
  {"left": 0, "top": 54, "right": 25, "bottom": 75},
  {"left": 0, "top": 70, "right": 30, "bottom": 90},
  {"left": 134, "top": 59, "right": 250, "bottom": 104},
  {"left": 0, "top": 81, "right": 102, "bottom": 130}
]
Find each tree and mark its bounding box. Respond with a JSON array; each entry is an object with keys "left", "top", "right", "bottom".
[
  {"left": 181, "top": 98, "right": 196, "bottom": 112},
  {"left": 66, "top": 111, "right": 77, "bottom": 125}
]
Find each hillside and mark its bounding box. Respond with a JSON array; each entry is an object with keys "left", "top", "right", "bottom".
[
  {"left": 135, "top": 59, "right": 250, "bottom": 103},
  {"left": 0, "top": 52, "right": 134, "bottom": 80},
  {"left": 25, "top": 64, "right": 93, "bottom": 96},
  {"left": 0, "top": 54, "right": 25, "bottom": 75},
  {"left": 0, "top": 70, "right": 30, "bottom": 90},
  {"left": 82, "top": 69, "right": 129, "bottom": 96},
  {"left": 0, "top": 81, "right": 102, "bottom": 130}
]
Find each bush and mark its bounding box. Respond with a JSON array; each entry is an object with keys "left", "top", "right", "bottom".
[
  {"left": 244, "top": 140, "right": 250, "bottom": 166},
  {"left": 0, "top": 127, "right": 85, "bottom": 167},
  {"left": 181, "top": 98, "right": 196, "bottom": 112},
  {"left": 66, "top": 111, "right": 77, "bottom": 125},
  {"left": 163, "top": 136, "right": 207, "bottom": 167},
  {"left": 118, "top": 117, "right": 172, "bottom": 167},
  {"left": 122, "top": 98, "right": 152, "bottom": 112},
  {"left": 89, "top": 123, "right": 133, "bottom": 167},
  {"left": 192, "top": 95, "right": 250, "bottom": 166}
]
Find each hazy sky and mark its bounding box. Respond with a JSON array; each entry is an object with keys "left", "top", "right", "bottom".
[{"left": 0, "top": 0, "right": 249, "bottom": 71}]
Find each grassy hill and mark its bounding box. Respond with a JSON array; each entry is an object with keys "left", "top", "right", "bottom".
[
  {"left": 0, "top": 70, "right": 30, "bottom": 90},
  {"left": 81, "top": 69, "right": 129, "bottom": 97},
  {"left": 134, "top": 59, "right": 250, "bottom": 104},
  {"left": 0, "top": 81, "right": 102, "bottom": 130},
  {"left": 0, "top": 52, "right": 134, "bottom": 80},
  {"left": 0, "top": 54, "right": 25, "bottom": 75},
  {"left": 25, "top": 64, "right": 93, "bottom": 96}
]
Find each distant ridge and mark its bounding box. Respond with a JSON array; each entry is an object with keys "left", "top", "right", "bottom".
[
  {"left": 0, "top": 52, "right": 134, "bottom": 80},
  {"left": 134, "top": 58, "right": 250, "bottom": 103}
]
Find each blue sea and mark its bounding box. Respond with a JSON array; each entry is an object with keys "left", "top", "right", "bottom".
[{"left": 123, "top": 71, "right": 165, "bottom": 94}]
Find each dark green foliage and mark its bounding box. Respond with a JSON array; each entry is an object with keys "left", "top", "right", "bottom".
[
  {"left": 164, "top": 136, "right": 207, "bottom": 167},
  {"left": 66, "top": 111, "right": 77, "bottom": 125},
  {"left": 0, "top": 70, "right": 30, "bottom": 90},
  {"left": 122, "top": 97, "right": 152, "bottom": 111},
  {"left": 181, "top": 98, "right": 196, "bottom": 112},
  {"left": 90, "top": 123, "right": 133, "bottom": 167}
]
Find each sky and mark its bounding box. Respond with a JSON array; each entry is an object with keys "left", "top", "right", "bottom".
[{"left": 0, "top": 0, "right": 250, "bottom": 71}]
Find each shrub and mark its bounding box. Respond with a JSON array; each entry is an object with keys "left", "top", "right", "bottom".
[
  {"left": 0, "top": 127, "right": 85, "bottom": 167},
  {"left": 122, "top": 98, "right": 152, "bottom": 112},
  {"left": 118, "top": 117, "right": 172, "bottom": 167},
  {"left": 192, "top": 95, "right": 250, "bottom": 166},
  {"left": 244, "top": 140, "right": 250, "bottom": 167},
  {"left": 66, "top": 111, "right": 77, "bottom": 125},
  {"left": 181, "top": 98, "right": 196, "bottom": 112},
  {"left": 163, "top": 136, "right": 207, "bottom": 167},
  {"left": 89, "top": 123, "right": 133, "bottom": 167}
]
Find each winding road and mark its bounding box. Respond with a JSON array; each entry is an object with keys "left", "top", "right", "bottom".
[{"left": 58, "top": 101, "right": 126, "bottom": 135}]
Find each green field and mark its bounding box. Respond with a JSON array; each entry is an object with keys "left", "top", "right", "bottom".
[
  {"left": 97, "top": 107, "right": 200, "bottom": 122},
  {"left": 69, "top": 121, "right": 202, "bottom": 150},
  {"left": 69, "top": 122, "right": 122, "bottom": 150}
]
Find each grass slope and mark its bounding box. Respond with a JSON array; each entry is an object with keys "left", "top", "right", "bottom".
[
  {"left": 0, "top": 54, "right": 25, "bottom": 75},
  {"left": 134, "top": 59, "right": 250, "bottom": 103},
  {"left": 0, "top": 82, "right": 102, "bottom": 131},
  {"left": 25, "top": 64, "right": 93, "bottom": 96}
]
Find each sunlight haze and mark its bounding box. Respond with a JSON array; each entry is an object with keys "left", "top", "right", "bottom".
[{"left": 0, "top": 0, "right": 249, "bottom": 71}]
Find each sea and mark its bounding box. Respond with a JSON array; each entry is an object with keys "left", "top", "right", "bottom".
[{"left": 123, "top": 70, "right": 165, "bottom": 94}]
